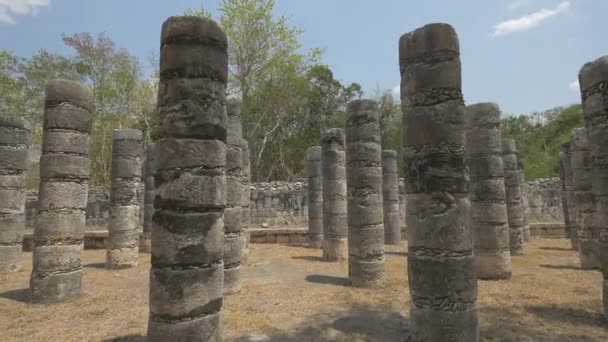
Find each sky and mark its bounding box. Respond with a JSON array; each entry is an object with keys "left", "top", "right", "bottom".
[{"left": 0, "top": 0, "right": 605, "bottom": 115}]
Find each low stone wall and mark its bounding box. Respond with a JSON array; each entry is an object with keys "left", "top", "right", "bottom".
[
  {"left": 522, "top": 177, "right": 563, "bottom": 224},
  {"left": 249, "top": 181, "right": 308, "bottom": 227}
]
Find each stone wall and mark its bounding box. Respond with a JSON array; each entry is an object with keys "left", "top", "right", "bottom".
[
  {"left": 522, "top": 177, "right": 563, "bottom": 224},
  {"left": 249, "top": 181, "right": 308, "bottom": 227}
]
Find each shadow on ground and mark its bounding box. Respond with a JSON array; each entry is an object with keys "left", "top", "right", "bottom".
[
  {"left": 0, "top": 288, "right": 29, "bottom": 303},
  {"left": 85, "top": 262, "right": 107, "bottom": 269},
  {"left": 305, "top": 274, "right": 350, "bottom": 286},
  {"left": 102, "top": 334, "right": 146, "bottom": 342},
  {"left": 526, "top": 305, "right": 606, "bottom": 327},
  {"left": 385, "top": 251, "right": 408, "bottom": 257},
  {"left": 539, "top": 247, "right": 574, "bottom": 251},
  {"left": 539, "top": 264, "right": 595, "bottom": 271},
  {"left": 291, "top": 255, "right": 324, "bottom": 262}
]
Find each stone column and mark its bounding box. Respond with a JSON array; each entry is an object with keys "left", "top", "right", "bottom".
[
  {"left": 30, "top": 79, "right": 93, "bottom": 303},
  {"left": 502, "top": 139, "right": 525, "bottom": 256},
  {"left": 579, "top": 58, "right": 608, "bottom": 284},
  {"left": 466, "top": 103, "right": 511, "bottom": 280},
  {"left": 241, "top": 139, "right": 251, "bottom": 261},
  {"left": 347, "top": 100, "right": 385, "bottom": 287},
  {"left": 307, "top": 146, "right": 323, "bottom": 248},
  {"left": 382, "top": 150, "right": 400, "bottom": 245},
  {"left": 517, "top": 152, "right": 531, "bottom": 242},
  {"left": 559, "top": 142, "right": 576, "bottom": 250},
  {"left": 224, "top": 99, "right": 244, "bottom": 294},
  {"left": 148, "top": 16, "right": 227, "bottom": 341},
  {"left": 106, "top": 129, "right": 143, "bottom": 269},
  {"left": 140, "top": 143, "right": 156, "bottom": 253},
  {"left": 0, "top": 117, "right": 30, "bottom": 273},
  {"left": 400, "top": 23, "right": 478, "bottom": 341},
  {"left": 570, "top": 128, "right": 599, "bottom": 269},
  {"left": 322, "top": 128, "right": 347, "bottom": 261},
  {"left": 399, "top": 178, "right": 407, "bottom": 239}
]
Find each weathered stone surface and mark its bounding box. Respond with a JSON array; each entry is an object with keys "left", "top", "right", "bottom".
[
  {"left": 559, "top": 143, "right": 577, "bottom": 249},
  {"left": 466, "top": 103, "right": 511, "bottom": 280},
  {"left": 307, "top": 146, "right": 323, "bottom": 248},
  {"left": 346, "top": 100, "right": 385, "bottom": 287},
  {"left": 148, "top": 16, "right": 227, "bottom": 341},
  {"left": 140, "top": 143, "right": 156, "bottom": 253},
  {"left": 516, "top": 151, "right": 531, "bottom": 242},
  {"left": 399, "top": 178, "right": 407, "bottom": 239},
  {"left": 382, "top": 150, "right": 401, "bottom": 245},
  {"left": 322, "top": 128, "right": 348, "bottom": 261},
  {"left": 0, "top": 116, "right": 29, "bottom": 273},
  {"left": 400, "top": 23, "right": 478, "bottom": 341},
  {"left": 502, "top": 139, "right": 526, "bottom": 256},
  {"left": 241, "top": 139, "right": 251, "bottom": 262},
  {"left": 30, "top": 79, "right": 91, "bottom": 303}
]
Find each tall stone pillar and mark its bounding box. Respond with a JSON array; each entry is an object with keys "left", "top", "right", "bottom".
[
  {"left": 241, "top": 139, "right": 251, "bottom": 261},
  {"left": 382, "top": 150, "right": 400, "bottom": 245},
  {"left": 140, "top": 143, "right": 156, "bottom": 253},
  {"left": 570, "top": 128, "right": 599, "bottom": 269},
  {"left": 559, "top": 142, "right": 576, "bottom": 250},
  {"left": 30, "top": 79, "right": 93, "bottom": 303},
  {"left": 517, "top": 152, "right": 531, "bottom": 242},
  {"left": 466, "top": 103, "right": 511, "bottom": 280},
  {"left": 346, "top": 100, "right": 385, "bottom": 287},
  {"left": 322, "top": 128, "right": 347, "bottom": 261},
  {"left": 398, "top": 178, "right": 407, "bottom": 239},
  {"left": 399, "top": 23, "right": 478, "bottom": 341},
  {"left": 502, "top": 139, "right": 525, "bottom": 256},
  {"left": 147, "top": 16, "right": 227, "bottom": 341},
  {"left": 0, "top": 117, "right": 30, "bottom": 273},
  {"left": 307, "top": 146, "right": 323, "bottom": 248},
  {"left": 107, "top": 129, "right": 143, "bottom": 268},
  {"left": 224, "top": 99, "right": 243, "bottom": 294}
]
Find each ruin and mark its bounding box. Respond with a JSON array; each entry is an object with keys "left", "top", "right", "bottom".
[
  {"left": 306, "top": 146, "right": 323, "bottom": 248},
  {"left": 502, "top": 139, "right": 526, "bottom": 255},
  {"left": 345, "top": 99, "right": 385, "bottom": 287},
  {"left": 0, "top": 116, "right": 30, "bottom": 273},
  {"left": 570, "top": 128, "right": 599, "bottom": 269},
  {"left": 241, "top": 139, "right": 251, "bottom": 261},
  {"left": 518, "top": 152, "right": 531, "bottom": 242},
  {"left": 106, "top": 129, "right": 143, "bottom": 269},
  {"left": 466, "top": 103, "right": 512, "bottom": 280},
  {"left": 398, "top": 178, "right": 407, "bottom": 238},
  {"left": 30, "top": 79, "right": 93, "bottom": 303},
  {"left": 147, "top": 16, "right": 227, "bottom": 341},
  {"left": 578, "top": 56, "right": 608, "bottom": 312},
  {"left": 321, "top": 128, "right": 348, "bottom": 261},
  {"left": 400, "top": 23, "right": 478, "bottom": 340},
  {"left": 559, "top": 143, "right": 577, "bottom": 250},
  {"left": 140, "top": 143, "right": 156, "bottom": 253},
  {"left": 382, "top": 150, "right": 401, "bottom": 245}
]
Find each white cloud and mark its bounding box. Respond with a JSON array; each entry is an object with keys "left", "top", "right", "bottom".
[
  {"left": 508, "top": 0, "right": 533, "bottom": 12},
  {"left": 569, "top": 79, "right": 579, "bottom": 92},
  {"left": 490, "top": 1, "right": 570, "bottom": 39},
  {"left": 0, "top": 0, "right": 50, "bottom": 25},
  {"left": 391, "top": 84, "right": 400, "bottom": 97}
]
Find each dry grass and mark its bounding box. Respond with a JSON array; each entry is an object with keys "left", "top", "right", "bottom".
[{"left": 0, "top": 238, "right": 606, "bottom": 341}]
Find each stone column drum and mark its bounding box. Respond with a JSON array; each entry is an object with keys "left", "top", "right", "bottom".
[
  {"left": 107, "top": 129, "right": 143, "bottom": 268},
  {"left": 147, "top": 16, "right": 227, "bottom": 341},
  {"left": 466, "top": 103, "right": 511, "bottom": 280},
  {"left": 502, "top": 139, "right": 525, "bottom": 256},
  {"left": 322, "top": 128, "right": 348, "bottom": 261},
  {"left": 140, "top": 143, "right": 156, "bottom": 253},
  {"left": 382, "top": 150, "right": 401, "bottom": 245},
  {"left": 559, "top": 143, "right": 576, "bottom": 250},
  {"left": 399, "top": 178, "right": 407, "bottom": 239},
  {"left": 570, "top": 128, "right": 599, "bottom": 269},
  {"left": 0, "top": 117, "right": 30, "bottom": 273},
  {"left": 224, "top": 99, "right": 244, "bottom": 294},
  {"left": 307, "top": 146, "right": 323, "bottom": 248},
  {"left": 400, "top": 23, "right": 478, "bottom": 341},
  {"left": 346, "top": 100, "right": 385, "bottom": 287},
  {"left": 579, "top": 58, "right": 608, "bottom": 303},
  {"left": 241, "top": 139, "right": 251, "bottom": 261},
  {"left": 30, "top": 79, "right": 93, "bottom": 303},
  {"left": 517, "top": 152, "right": 531, "bottom": 242}
]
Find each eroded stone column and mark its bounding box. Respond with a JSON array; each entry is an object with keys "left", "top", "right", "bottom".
[
  {"left": 579, "top": 58, "right": 608, "bottom": 287},
  {"left": 30, "top": 79, "right": 93, "bottom": 303},
  {"left": 571, "top": 128, "right": 599, "bottom": 269},
  {"left": 400, "top": 23, "right": 478, "bottom": 341},
  {"left": 346, "top": 100, "right": 385, "bottom": 287},
  {"left": 382, "top": 150, "right": 400, "bottom": 245},
  {"left": 140, "top": 143, "right": 156, "bottom": 253},
  {"left": 322, "top": 128, "right": 347, "bottom": 261},
  {"left": 307, "top": 146, "right": 323, "bottom": 248},
  {"left": 559, "top": 142, "right": 576, "bottom": 250},
  {"left": 466, "top": 103, "right": 511, "bottom": 280},
  {"left": 148, "top": 16, "right": 227, "bottom": 341},
  {"left": 399, "top": 178, "right": 407, "bottom": 239},
  {"left": 502, "top": 139, "right": 525, "bottom": 256},
  {"left": 517, "top": 152, "right": 531, "bottom": 242},
  {"left": 0, "top": 117, "right": 30, "bottom": 273},
  {"left": 241, "top": 139, "right": 251, "bottom": 261},
  {"left": 224, "top": 99, "right": 243, "bottom": 294},
  {"left": 107, "top": 129, "right": 143, "bottom": 268}
]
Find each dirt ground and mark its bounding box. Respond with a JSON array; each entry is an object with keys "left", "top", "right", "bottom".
[{"left": 0, "top": 238, "right": 606, "bottom": 341}]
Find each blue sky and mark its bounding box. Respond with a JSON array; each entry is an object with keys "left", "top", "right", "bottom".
[{"left": 0, "top": 0, "right": 604, "bottom": 115}]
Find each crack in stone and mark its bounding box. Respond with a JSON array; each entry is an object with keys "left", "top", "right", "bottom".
[
  {"left": 410, "top": 247, "right": 473, "bottom": 258},
  {"left": 412, "top": 295, "right": 476, "bottom": 312}
]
